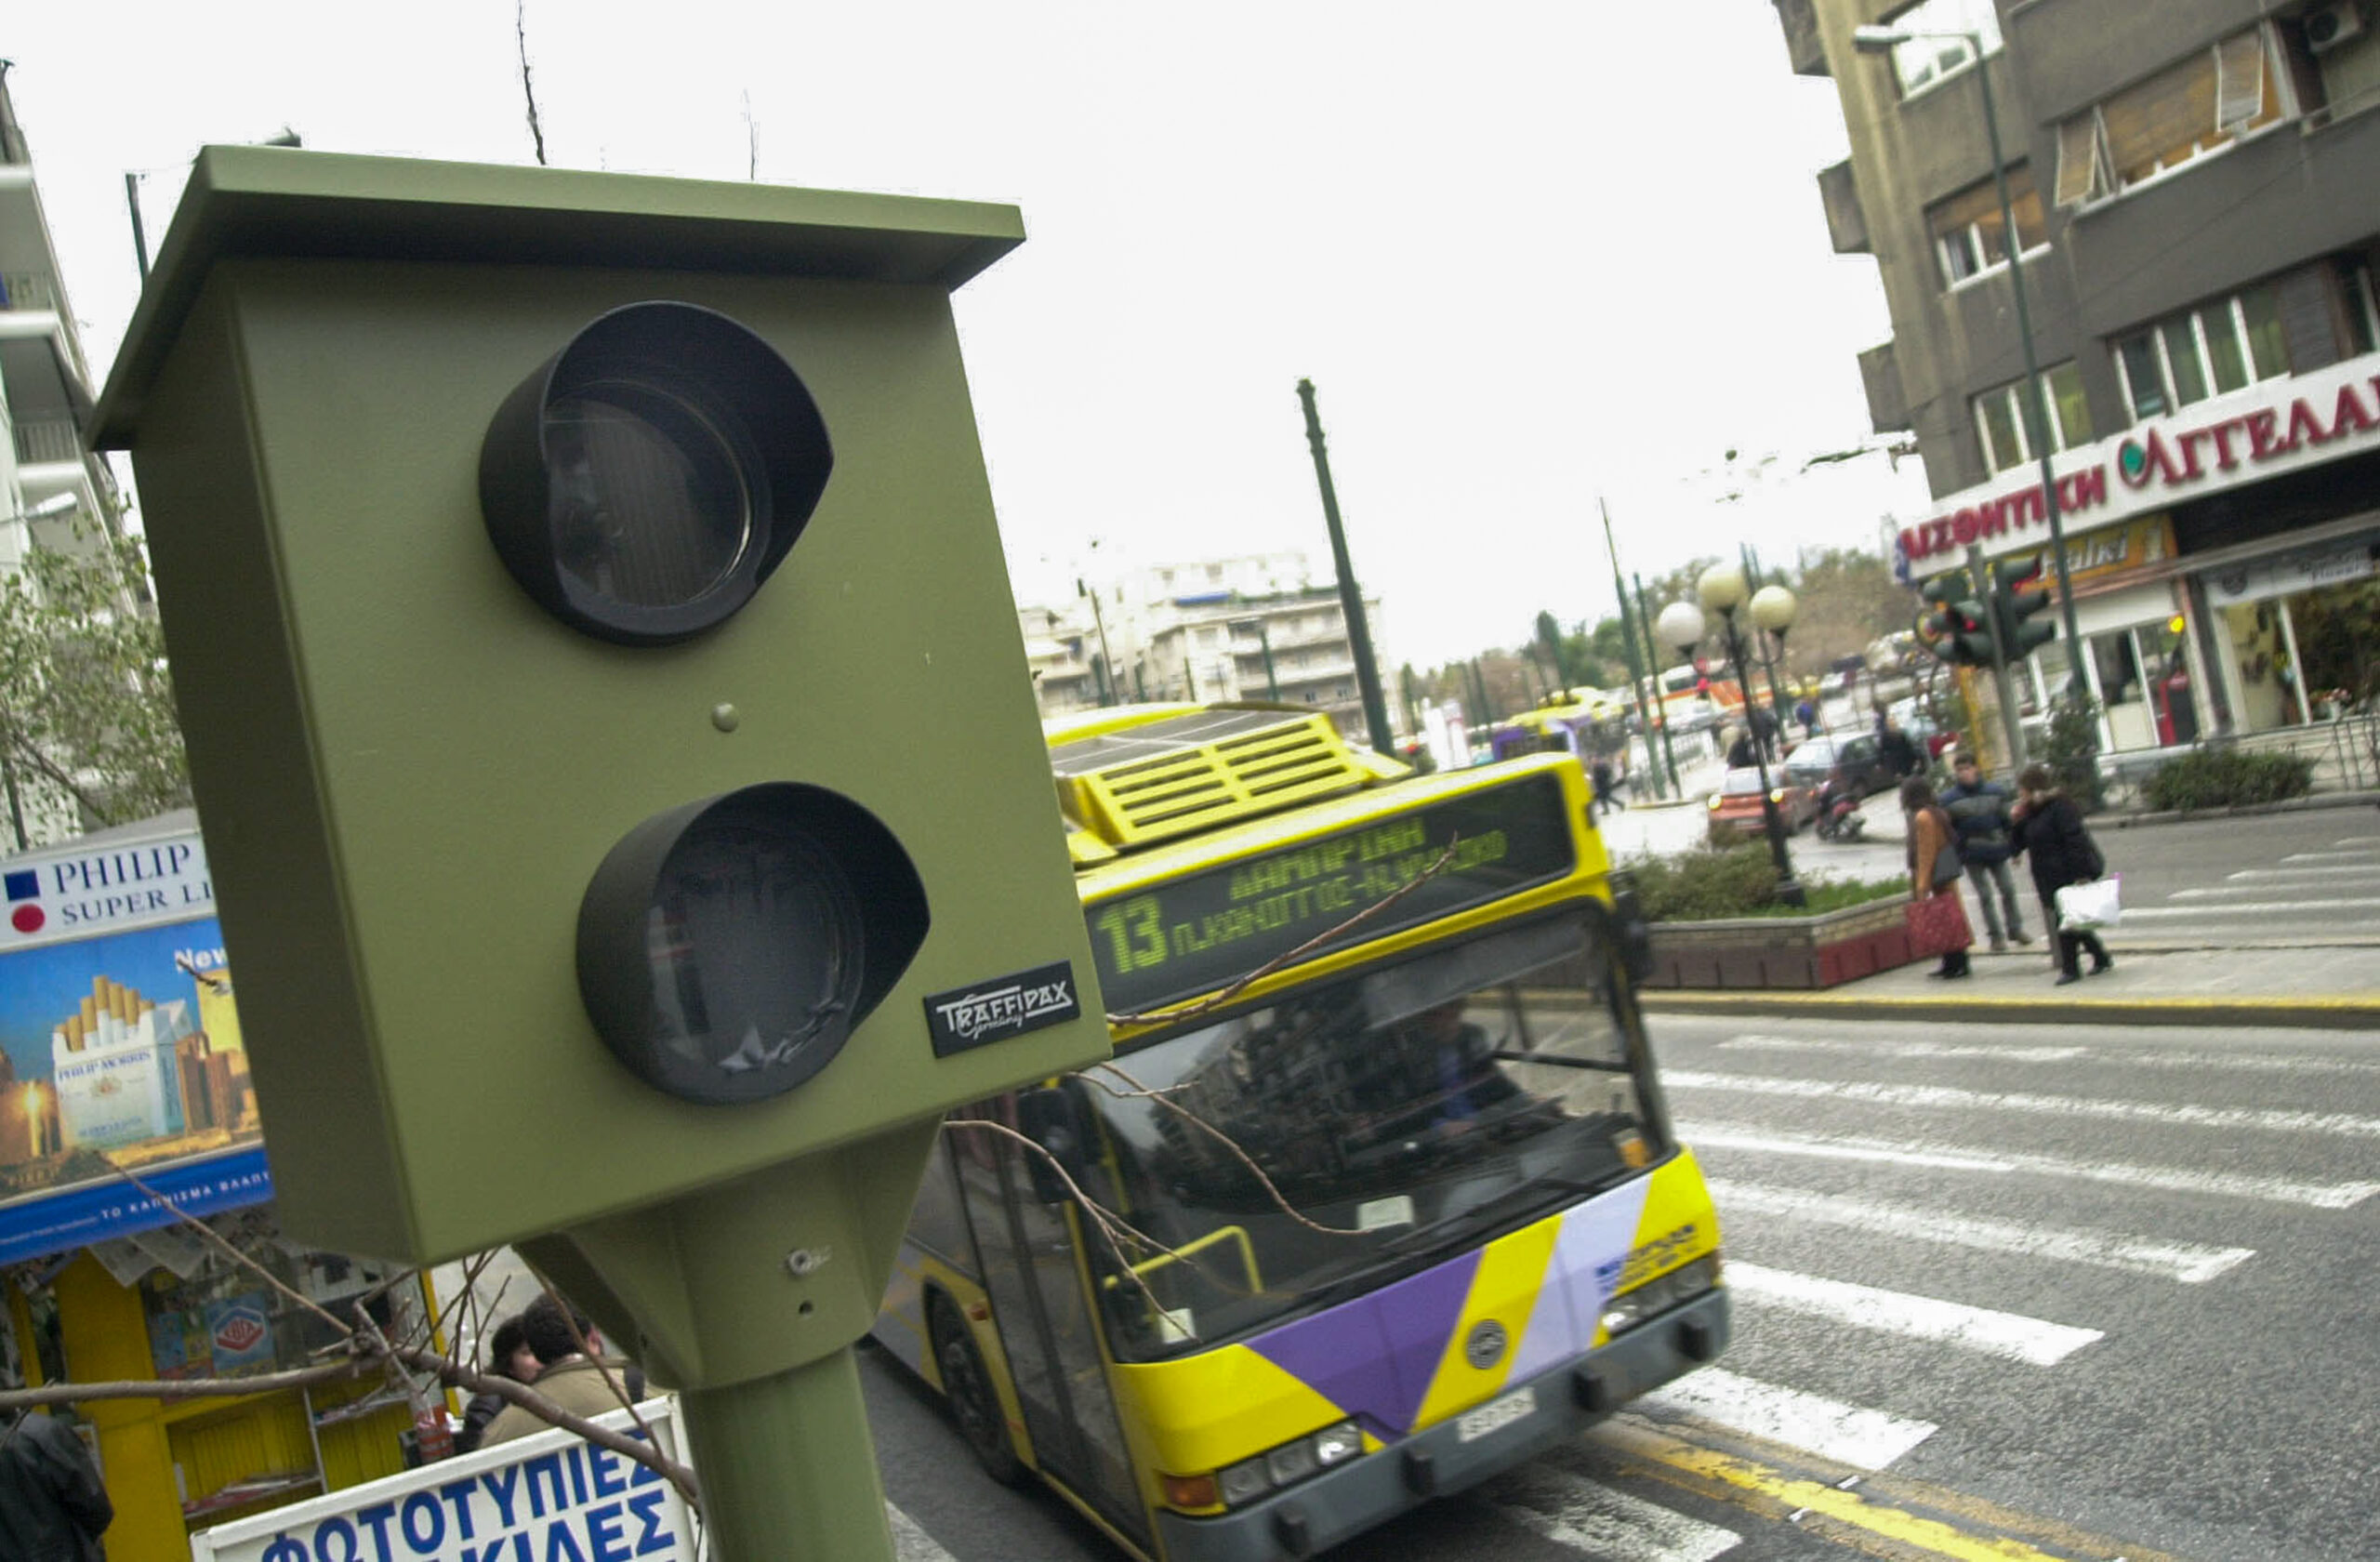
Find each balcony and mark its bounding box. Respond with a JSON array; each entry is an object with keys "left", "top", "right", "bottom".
[
  {"left": 0, "top": 271, "right": 60, "bottom": 314},
  {"left": 1858, "top": 342, "right": 1911, "bottom": 433},
  {"left": 12, "top": 416, "right": 81, "bottom": 466},
  {"left": 1772, "top": 0, "right": 1828, "bottom": 76},
  {"left": 1817, "top": 161, "right": 1870, "bottom": 255}
]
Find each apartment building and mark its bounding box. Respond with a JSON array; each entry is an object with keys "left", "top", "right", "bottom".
[
  {"left": 1022, "top": 552, "right": 1392, "bottom": 740},
  {"left": 2, "top": 68, "right": 125, "bottom": 846},
  {"left": 1778, "top": 0, "right": 2380, "bottom": 754}
]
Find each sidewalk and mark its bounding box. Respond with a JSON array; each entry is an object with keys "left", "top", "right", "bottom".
[
  {"left": 1604, "top": 777, "right": 2380, "bottom": 1028},
  {"left": 1637, "top": 941, "right": 2380, "bottom": 1030}
]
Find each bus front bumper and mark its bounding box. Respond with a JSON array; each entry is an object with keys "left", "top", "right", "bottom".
[{"left": 1153, "top": 1286, "right": 1731, "bottom": 1562}]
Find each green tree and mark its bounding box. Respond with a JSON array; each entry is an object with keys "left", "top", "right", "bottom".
[
  {"left": 0, "top": 524, "right": 191, "bottom": 840},
  {"left": 1769, "top": 546, "right": 1910, "bottom": 679}
]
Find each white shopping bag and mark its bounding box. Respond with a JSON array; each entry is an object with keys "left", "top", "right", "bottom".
[{"left": 2056, "top": 875, "right": 2122, "bottom": 931}]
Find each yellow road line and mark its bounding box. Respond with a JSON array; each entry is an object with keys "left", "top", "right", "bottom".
[{"left": 1598, "top": 1421, "right": 2184, "bottom": 1562}]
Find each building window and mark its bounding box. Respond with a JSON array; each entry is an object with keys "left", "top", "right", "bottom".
[
  {"left": 2343, "top": 258, "right": 2379, "bottom": 356},
  {"left": 1926, "top": 165, "right": 2047, "bottom": 286},
  {"left": 1882, "top": 0, "right": 2003, "bottom": 96},
  {"left": 1973, "top": 362, "right": 2091, "bottom": 472},
  {"left": 2055, "top": 26, "right": 2286, "bottom": 207},
  {"left": 2114, "top": 285, "right": 2291, "bottom": 421}
]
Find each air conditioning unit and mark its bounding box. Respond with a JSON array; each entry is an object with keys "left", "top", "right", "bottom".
[{"left": 2307, "top": 0, "right": 2366, "bottom": 54}]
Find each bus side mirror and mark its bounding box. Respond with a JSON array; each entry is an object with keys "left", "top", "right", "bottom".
[
  {"left": 1606, "top": 876, "right": 1655, "bottom": 984},
  {"left": 1016, "top": 1085, "right": 1088, "bottom": 1204}
]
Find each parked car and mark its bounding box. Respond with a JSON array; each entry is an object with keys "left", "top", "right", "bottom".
[
  {"left": 1780, "top": 732, "right": 1898, "bottom": 799},
  {"left": 1707, "top": 765, "right": 1819, "bottom": 843},
  {"left": 1887, "top": 697, "right": 1961, "bottom": 759}
]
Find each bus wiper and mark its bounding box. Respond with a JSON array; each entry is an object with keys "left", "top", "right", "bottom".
[
  {"left": 1373, "top": 1173, "right": 1604, "bottom": 1257},
  {"left": 1491, "top": 1049, "right": 1630, "bottom": 1072}
]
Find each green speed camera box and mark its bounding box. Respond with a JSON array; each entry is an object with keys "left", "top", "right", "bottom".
[{"left": 93, "top": 149, "right": 1110, "bottom": 1266}]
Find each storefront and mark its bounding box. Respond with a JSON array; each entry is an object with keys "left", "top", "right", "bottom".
[
  {"left": 1898, "top": 350, "right": 2380, "bottom": 756},
  {"left": 2, "top": 822, "right": 440, "bottom": 1561}
]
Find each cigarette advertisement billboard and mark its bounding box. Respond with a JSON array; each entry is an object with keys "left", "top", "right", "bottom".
[{"left": 0, "top": 823, "right": 272, "bottom": 1265}]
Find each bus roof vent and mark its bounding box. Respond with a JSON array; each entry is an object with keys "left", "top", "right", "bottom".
[{"left": 1051, "top": 708, "right": 1370, "bottom": 850}]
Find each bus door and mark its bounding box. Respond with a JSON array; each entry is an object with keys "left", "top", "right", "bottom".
[{"left": 957, "top": 1102, "right": 1147, "bottom": 1545}]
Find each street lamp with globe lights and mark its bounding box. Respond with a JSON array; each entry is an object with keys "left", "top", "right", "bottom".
[
  {"left": 1749, "top": 582, "right": 1799, "bottom": 756},
  {"left": 1691, "top": 563, "right": 1806, "bottom": 907}
]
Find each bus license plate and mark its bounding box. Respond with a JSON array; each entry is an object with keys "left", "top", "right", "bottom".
[{"left": 1457, "top": 1385, "right": 1535, "bottom": 1443}]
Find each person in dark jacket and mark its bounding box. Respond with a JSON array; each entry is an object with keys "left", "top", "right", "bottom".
[
  {"left": 0, "top": 1407, "right": 113, "bottom": 1561},
  {"left": 1875, "top": 714, "right": 1922, "bottom": 780},
  {"left": 1938, "top": 751, "right": 2032, "bottom": 951},
  {"left": 2011, "top": 762, "right": 2112, "bottom": 986},
  {"left": 452, "top": 1316, "right": 538, "bottom": 1457}
]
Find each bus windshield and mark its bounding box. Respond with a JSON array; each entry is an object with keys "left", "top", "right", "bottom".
[{"left": 1074, "top": 910, "right": 1660, "bottom": 1362}]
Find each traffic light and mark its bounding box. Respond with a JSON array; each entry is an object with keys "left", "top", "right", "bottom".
[
  {"left": 1991, "top": 554, "right": 2057, "bottom": 657},
  {"left": 1916, "top": 570, "right": 1995, "bottom": 666},
  {"left": 90, "top": 149, "right": 1115, "bottom": 1374}
]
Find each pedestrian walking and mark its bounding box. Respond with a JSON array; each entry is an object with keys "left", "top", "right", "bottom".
[
  {"left": 0, "top": 1405, "right": 112, "bottom": 1561},
  {"left": 1589, "top": 751, "right": 1617, "bottom": 819},
  {"left": 1901, "top": 776, "right": 1972, "bottom": 978},
  {"left": 1876, "top": 712, "right": 1922, "bottom": 781},
  {"left": 1794, "top": 696, "right": 1820, "bottom": 738},
  {"left": 2010, "top": 762, "right": 2113, "bottom": 986},
  {"left": 1938, "top": 750, "right": 2034, "bottom": 952}
]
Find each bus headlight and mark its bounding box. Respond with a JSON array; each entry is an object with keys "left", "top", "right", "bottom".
[
  {"left": 1599, "top": 1254, "right": 1723, "bottom": 1339},
  {"left": 1180, "top": 1420, "right": 1366, "bottom": 1513}
]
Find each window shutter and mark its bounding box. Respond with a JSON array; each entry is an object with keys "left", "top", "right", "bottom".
[
  {"left": 2054, "top": 114, "right": 2102, "bottom": 206},
  {"left": 2215, "top": 30, "right": 2268, "bottom": 132}
]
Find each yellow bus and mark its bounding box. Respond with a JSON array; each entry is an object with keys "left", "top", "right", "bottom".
[{"left": 874, "top": 704, "right": 1727, "bottom": 1560}]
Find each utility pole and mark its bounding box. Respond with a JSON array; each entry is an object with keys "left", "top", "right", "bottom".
[
  {"left": 1078, "top": 577, "right": 1116, "bottom": 708},
  {"left": 1295, "top": 380, "right": 1395, "bottom": 756},
  {"left": 1634, "top": 572, "right": 1683, "bottom": 796},
  {"left": 1600, "top": 498, "right": 1665, "bottom": 801}
]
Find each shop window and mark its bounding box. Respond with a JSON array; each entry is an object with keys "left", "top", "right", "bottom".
[
  {"left": 2115, "top": 284, "right": 2293, "bottom": 420},
  {"left": 2054, "top": 26, "right": 2287, "bottom": 206},
  {"left": 1883, "top": 0, "right": 2003, "bottom": 96},
  {"left": 2086, "top": 619, "right": 2198, "bottom": 750},
  {"left": 1926, "top": 165, "right": 2048, "bottom": 286},
  {"left": 1974, "top": 361, "right": 2091, "bottom": 472}
]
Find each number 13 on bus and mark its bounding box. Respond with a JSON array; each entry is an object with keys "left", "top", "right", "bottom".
[{"left": 874, "top": 704, "right": 1727, "bottom": 1560}]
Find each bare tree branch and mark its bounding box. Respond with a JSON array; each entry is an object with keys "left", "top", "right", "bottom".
[{"left": 517, "top": 0, "right": 548, "bottom": 166}]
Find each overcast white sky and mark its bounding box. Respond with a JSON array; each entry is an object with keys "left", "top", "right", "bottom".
[{"left": 7, "top": 1, "right": 1934, "bottom": 668}]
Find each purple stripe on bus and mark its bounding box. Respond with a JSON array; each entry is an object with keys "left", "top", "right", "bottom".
[{"left": 1248, "top": 1248, "right": 1482, "bottom": 1438}]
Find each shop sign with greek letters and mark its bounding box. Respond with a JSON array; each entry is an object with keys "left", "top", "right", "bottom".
[{"left": 189, "top": 1399, "right": 704, "bottom": 1562}]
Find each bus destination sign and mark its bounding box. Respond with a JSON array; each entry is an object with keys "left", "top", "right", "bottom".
[{"left": 1088, "top": 773, "right": 1576, "bottom": 1018}]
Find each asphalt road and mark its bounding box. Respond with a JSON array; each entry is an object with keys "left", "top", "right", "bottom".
[{"left": 864, "top": 1006, "right": 2380, "bottom": 1562}]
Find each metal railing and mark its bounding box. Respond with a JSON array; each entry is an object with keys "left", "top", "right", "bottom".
[
  {"left": 11, "top": 418, "right": 82, "bottom": 465},
  {"left": 2097, "top": 712, "right": 2380, "bottom": 803},
  {"left": 0, "top": 271, "right": 59, "bottom": 312}
]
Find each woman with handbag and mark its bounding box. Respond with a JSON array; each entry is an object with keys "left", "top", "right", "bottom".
[
  {"left": 2010, "top": 762, "right": 2112, "bottom": 986},
  {"left": 1901, "top": 776, "right": 1973, "bottom": 978}
]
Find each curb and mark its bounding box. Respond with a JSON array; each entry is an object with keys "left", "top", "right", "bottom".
[
  {"left": 2096, "top": 789, "right": 2380, "bottom": 829},
  {"left": 1637, "top": 990, "right": 2380, "bottom": 1030}
]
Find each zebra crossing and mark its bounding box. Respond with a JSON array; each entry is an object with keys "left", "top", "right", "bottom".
[
  {"left": 2114, "top": 830, "right": 2380, "bottom": 933},
  {"left": 1437, "top": 1011, "right": 2373, "bottom": 1560}
]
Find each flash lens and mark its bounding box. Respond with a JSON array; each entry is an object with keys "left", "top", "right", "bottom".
[
  {"left": 482, "top": 301, "right": 831, "bottom": 645},
  {"left": 547, "top": 380, "right": 752, "bottom": 612},
  {"left": 642, "top": 819, "right": 861, "bottom": 1086}
]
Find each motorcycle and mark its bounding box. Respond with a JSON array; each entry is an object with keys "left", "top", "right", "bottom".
[{"left": 1814, "top": 777, "right": 1867, "bottom": 842}]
